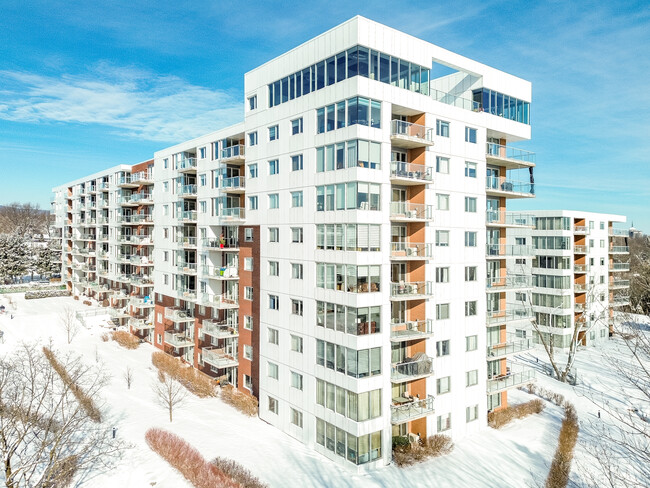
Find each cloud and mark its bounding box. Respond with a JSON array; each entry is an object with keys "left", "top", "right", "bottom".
[{"left": 0, "top": 64, "right": 242, "bottom": 142}]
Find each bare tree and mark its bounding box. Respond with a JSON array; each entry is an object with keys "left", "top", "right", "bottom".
[
  {"left": 59, "top": 305, "right": 79, "bottom": 344},
  {"left": 153, "top": 371, "right": 187, "bottom": 422},
  {"left": 0, "top": 203, "right": 49, "bottom": 239},
  {"left": 0, "top": 343, "right": 128, "bottom": 487},
  {"left": 123, "top": 366, "right": 133, "bottom": 390}
]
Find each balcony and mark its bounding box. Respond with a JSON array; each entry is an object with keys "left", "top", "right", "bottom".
[
  {"left": 486, "top": 243, "right": 534, "bottom": 258},
  {"left": 390, "top": 120, "right": 434, "bottom": 149},
  {"left": 390, "top": 319, "right": 434, "bottom": 342},
  {"left": 486, "top": 274, "right": 532, "bottom": 292},
  {"left": 178, "top": 288, "right": 197, "bottom": 300},
  {"left": 131, "top": 172, "right": 153, "bottom": 184},
  {"left": 574, "top": 225, "right": 588, "bottom": 234},
  {"left": 390, "top": 281, "right": 433, "bottom": 301},
  {"left": 486, "top": 176, "right": 535, "bottom": 199},
  {"left": 610, "top": 279, "right": 630, "bottom": 289},
  {"left": 220, "top": 145, "right": 245, "bottom": 164},
  {"left": 574, "top": 245, "right": 588, "bottom": 254},
  {"left": 130, "top": 297, "right": 154, "bottom": 309},
  {"left": 391, "top": 395, "right": 435, "bottom": 424},
  {"left": 611, "top": 262, "right": 630, "bottom": 272},
  {"left": 179, "top": 210, "right": 197, "bottom": 223},
  {"left": 177, "top": 158, "right": 197, "bottom": 173},
  {"left": 202, "top": 265, "right": 239, "bottom": 280},
  {"left": 220, "top": 176, "right": 246, "bottom": 193},
  {"left": 178, "top": 184, "right": 198, "bottom": 197},
  {"left": 177, "top": 262, "right": 198, "bottom": 275},
  {"left": 200, "top": 293, "right": 239, "bottom": 309},
  {"left": 117, "top": 176, "right": 138, "bottom": 188},
  {"left": 164, "top": 331, "right": 194, "bottom": 349},
  {"left": 574, "top": 283, "right": 587, "bottom": 292},
  {"left": 218, "top": 207, "right": 245, "bottom": 223},
  {"left": 202, "top": 347, "right": 238, "bottom": 369},
  {"left": 574, "top": 302, "right": 585, "bottom": 312},
  {"left": 178, "top": 236, "right": 197, "bottom": 248},
  {"left": 611, "top": 295, "right": 630, "bottom": 307},
  {"left": 390, "top": 242, "right": 433, "bottom": 260},
  {"left": 487, "top": 335, "right": 533, "bottom": 359},
  {"left": 574, "top": 264, "right": 589, "bottom": 273},
  {"left": 202, "top": 320, "right": 239, "bottom": 339},
  {"left": 130, "top": 275, "right": 154, "bottom": 287},
  {"left": 486, "top": 307, "right": 532, "bottom": 325},
  {"left": 391, "top": 355, "right": 434, "bottom": 383},
  {"left": 129, "top": 318, "right": 154, "bottom": 330},
  {"left": 486, "top": 211, "right": 535, "bottom": 227},
  {"left": 202, "top": 237, "right": 239, "bottom": 251},
  {"left": 129, "top": 192, "right": 153, "bottom": 205},
  {"left": 389, "top": 161, "right": 433, "bottom": 185},
  {"left": 389, "top": 202, "right": 433, "bottom": 222},
  {"left": 487, "top": 364, "right": 536, "bottom": 393},
  {"left": 485, "top": 143, "right": 536, "bottom": 169},
  {"left": 609, "top": 246, "right": 629, "bottom": 254},
  {"left": 164, "top": 308, "right": 195, "bottom": 323},
  {"left": 609, "top": 228, "right": 628, "bottom": 236}
]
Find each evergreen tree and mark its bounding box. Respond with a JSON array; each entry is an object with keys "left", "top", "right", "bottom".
[{"left": 0, "top": 233, "right": 29, "bottom": 283}]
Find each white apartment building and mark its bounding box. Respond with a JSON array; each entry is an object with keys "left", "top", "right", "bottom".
[
  {"left": 52, "top": 16, "right": 541, "bottom": 470},
  {"left": 508, "top": 210, "right": 629, "bottom": 348}
]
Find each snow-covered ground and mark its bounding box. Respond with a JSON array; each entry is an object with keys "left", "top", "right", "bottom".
[{"left": 0, "top": 294, "right": 646, "bottom": 487}]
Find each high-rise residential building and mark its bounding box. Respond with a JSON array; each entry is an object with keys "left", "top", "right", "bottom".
[
  {"left": 508, "top": 210, "right": 630, "bottom": 348},
  {"left": 52, "top": 16, "right": 543, "bottom": 469}
]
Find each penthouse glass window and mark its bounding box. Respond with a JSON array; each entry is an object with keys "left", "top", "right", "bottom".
[
  {"left": 472, "top": 88, "right": 531, "bottom": 125},
  {"left": 316, "top": 97, "right": 381, "bottom": 133}
]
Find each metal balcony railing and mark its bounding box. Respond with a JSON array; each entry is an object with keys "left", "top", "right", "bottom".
[
  {"left": 390, "top": 120, "right": 434, "bottom": 144},
  {"left": 391, "top": 395, "right": 435, "bottom": 424}
]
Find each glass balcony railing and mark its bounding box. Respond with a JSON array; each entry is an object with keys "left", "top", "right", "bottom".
[
  {"left": 178, "top": 184, "right": 197, "bottom": 196},
  {"left": 202, "top": 265, "right": 239, "bottom": 280},
  {"left": 390, "top": 202, "right": 433, "bottom": 221},
  {"left": 390, "top": 319, "right": 434, "bottom": 341},
  {"left": 391, "top": 355, "right": 434, "bottom": 382},
  {"left": 389, "top": 161, "right": 433, "bottom": 183},
  {"left": 220, "top": 145, "right": 245, "bottom": 161},
  {"left": 178, "top": 236, "right": 197, "bottom": 247},
  {"left": 202, "top": 320, "right": 239, "bottom": 339},
  {"left": 486, "top": 244, "right": 533, "bottom": 257},
  {"left": 164, "top": 331, "right": 194, "bottom": 348},
  {"left": 431, "top": 87, "right": 479, "bottom": 111},
  {"left": 177, "top": 158, "right": 197, "bottom": 171},
  {"left": 390, "top": 281, "right": 433, "bottom": 299},
  {"left": 609, "top": 246, "right": 629, "bottom": 253},
  {"left": 574, "top": 245, "right": 588, "bottom": 253},
  {"left": 220, "top": 176, "right": 245, "bottom": 191},
  {"left": 219, "top": 207, "right": 245, "bottom": 221},
  {"left": 486, "top": 176, "right": 534, "bottom": 196},
  {"left": 179, "top": 210, "right": 197, "bottom": 222},
  {"left": 164, "top": 308, "right": 195, "bottom": 323},
  {"left": 574, "top": 283, "right": 587, "bottom": 292},
  {"left": 609, "top": 228, "right": 628, "bottom": 236},
  {"left": 487, "top": 365, "right": 536, "bottom": 393},
  {"left": 611, "top": 262, "right": 630, "bottom": 271},
  {"left": 391, "top": 394, "right": 435, "bottom": 424},
  {"left": 390, "top": 242, "right": 432, "bottom": 259},
  {"left": 202, "top": 347, "right": 238, "bottom": 369},
  {"left": 200, "top": 293, "right": 239, "bottom": 309},
  {"left": 202, "top": 237, "right": 239, "bottom": 250},
  {"left": 610, "top": 279, "right": 630, "bottom": 288},
  {"left": 485, "top": 143, "right": 536, "bottom": 163},
  {"left": 487, "top": 335, "right": 533, "bottom": 359},
  {"left": 486, "top": 210, "right": 535, "bottom": 227},
  {"left": 486, "top": 274, "right": 531, "bottom": 290},
  {"left": 573, "top": 225, "right": 588, "bottom": 234},
  {"left": 390, "top": 120, "right": 434, "bottom": 145},
  {"left": 574, "top": 264, "right": 589, "bottom": 273},
  {"left": 486, "top": 307, "right": 532, "bottom": 325}
]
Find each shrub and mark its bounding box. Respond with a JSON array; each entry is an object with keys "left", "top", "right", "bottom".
[
  {"left": 42, "top": 347, "right": 102, "bottom": 423},
  {"left": 392, "top": 434, "right": 454, "bottom": 467},
  {"left": 145, "top": 429, "right": 239, "bottom": 488},
  {"left": 100, "top": 333, "right": 109, "bottom": 342},
  {"left": 220, "top": 385, "right": 258, "bottom": 416},
  {"left": 545, "top": 401, "right": 579, "bottom": 488},
  {"left": 210, "top": 457, "right": 268, "bottom": 488},
  {"left": 422, "top": 434, "right": 454, "bottom": 457},
  {"left": 392, "top": 435, "right": 410, "bottom": 448},
  {"left": 110, "top": 331, "right": 140, "bottom": 350},
  {"left": 151, "top": 352, "right": 217, "bottom": 398},
  {"left": 24, "top": 290, "right": 71, "bottom": 299},
  {"left": 488, "top": 399, "right": 546, "bottom": 429}
]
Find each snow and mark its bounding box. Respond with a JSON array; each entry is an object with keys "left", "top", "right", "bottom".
[{"left": 0, "top": 294, "right": 646, "bottom": 487}]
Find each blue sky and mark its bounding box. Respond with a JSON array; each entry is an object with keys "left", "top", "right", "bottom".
[{"left": 1, "top": 0, "right": 649, "bottom": 231}]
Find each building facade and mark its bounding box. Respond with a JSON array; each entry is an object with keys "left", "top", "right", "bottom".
[{"left": 52, "top": 16, "right": 543, "bottom": 469}]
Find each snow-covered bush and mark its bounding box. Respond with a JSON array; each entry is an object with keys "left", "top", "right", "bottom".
[
  {"left": 151, "top": 352, "right": 217, "bottom": 398},
  {"left": 211, "top": 457, "right": 268, "bottom": 488},
  {"left": 488, "top": 399, "right": 545, "bottom": 429},
  {"left": 220, "top": 384, "right": 258, "bottom": 416},
  {"left": 110, "top": 331, "right": 140, "bottom": 349},
  {"left": 392, "top": 434, "right": 454, "bottom": 467},
  {"left": 24, "top": 289, "right": 70, "bottom": 299}
]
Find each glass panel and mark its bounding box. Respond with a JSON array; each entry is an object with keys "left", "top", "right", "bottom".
[
  {"left": 358, "top": 46, "right": 369, "bottom": 77},
  {"left": 273, "top": 80, "right": 281, "bottom": 106},
  {"left": 357, "top": 97, "right": 369, "bottom": 126},
  {"left": 281, "top": 77, "right": 289, "bottom": 103},
  {"left": 316, "top": 61, "right": 325, "bottom": 90},
  {"left": 336, "top": 101, "right": 346, "bottom": 129},
  {"left": 326, "top": 56, "right": 335, "bottom": 86},
  {"left": 302, "top": 67, "right": 311, "bottom": 95},
  {"left": 399, "top": 60, "right": 409, "bottom": 90},
  {"left": 369, "top": 50, "right": 379, "bottom": 80},
  {"left": 327, "top": 104, "right": 335, "bottom": 131},
  {"left": 380, "top": 53, "right": 390, "bottom": 84},
  {"left": 347, "top": 47, "right": 358, "bottom": 78},
  {"left": 390, "top": 57, "right": 399, "bottom": 86},
  {"left": 347, "top": 97, "right": 358, "bottom": 126},
  {"left": 336, "top": 52, "right": 346, "bottom": 82},
  {"left": 370, "top": 100, "right": 381, "bottom": 128},
  {"left": 289, "top": 74, "right": 295, "bottom": 100}
]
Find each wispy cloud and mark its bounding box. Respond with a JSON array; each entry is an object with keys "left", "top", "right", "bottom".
[{"left": 0, "top": 63, "right": 242, "bottom": 142}]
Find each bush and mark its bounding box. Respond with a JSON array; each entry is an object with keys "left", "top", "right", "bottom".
[
  {"left": 545, "top": 401, "right": 579, "bottom": 488},
  {"left": 211, "top": 457, "right": 268, "bottom": 488},
  {"left": 220, "top": 385, "right": 258, "bottom": 416},
  {"left": 24, "top": 289, "right": 70, "bottom": 299},
  {"left": 145, "top": 429, "right": 239, "bottom": 488},
  {"left": 151, "top": 352, "right": 216, "bottom": 398},
  {"left": 42, "top": 347, "right": 102, "bottom": 423},
  {"left": 488, "top": 399, "right": 546, "bottom": 429},
  {"left": 392, "top": 435, "right": 410, "bottom": 448},
  {"left": 392, "top": 434, "right": 454, "bottom": 467},
  {"left": 110, "top": 331, "right": 140, "bottom": 350}
]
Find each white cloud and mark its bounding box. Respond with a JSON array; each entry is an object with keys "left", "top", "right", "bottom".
[{"left": 0, "top": 64, "right": 243, "bottom": 142}]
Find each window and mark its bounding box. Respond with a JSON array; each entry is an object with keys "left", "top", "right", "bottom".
[
  {"left": 589, "top": 239, "right": 594, "bottom": 248},
  {"left": 291, "top": 299, "right": 303, "bottom": 316},
  {"left": 466, "top": 335, "right": 478, "bottom": 351},
  {"left": 436, "top": 230, "right": 450, "bottom": 247},
  {"left": 291, "top": 227, "right": 303, "bottom": 243},
  {"left": 436, "top": 304, "right": 450, "bottom": 320},
  {"left": 244, "top": 228, "right": 254, "bottom": 241},
  {"left": 244, "top": 345, "right": 253, "bottom": 360},
  {"left": 268, "top": 327, "right": 279, "bottom": 345},
  {"left": 290, "top": 408, "right": 303, "bottom": 428},
  {"left": 465, "top": 127, "right": 477, "bottom": 143},
  {"left": 437, "top": 193, "right": 449, "bottom": 211},
  {"left": 248, "top": 95, "right": 257, "bottom": 110},
  {"left": 268, "top": 125, "right": 279, "bottom": 141},
  {"left": 600, "top": 221, "right": 605, "bottom": 230},
  {"left": 600, "top": 239, "right": 605, "bottom": 248},
  {"left": 163, "top": 181, "right": 169, "bottom": 192},
  {"left": 269, "top": 159, "right": 279, "bottom": 175},
  {"left": 248, "top": 131, "right": 258, "bottom": 146},
  {"left": 465, "top": 197, "right": 477, "bottom": 213},
  {"left": 291, "top": 372, "right": 303, "bottom": 390},
  {"left": 436, "top": 156, "right": 449, "bottom": 174},
  {"left": 291, "top": 335, "right": 303, "bottom": 353},
  {"left": 163, "top": 251, "right": 169, "bottom": 262},
  {"left": 244, "top": 257, "right": 253, "bottom": 271},
  {"left": 465, "top": 161, "right": 477, "bottom": 178},
  {"left": 589, "top": 220, "right": 595, "bottom": 229},
  {"left": 269, "top": 193, "right": 279, "bottom": 209},
  {"left": 291, "top": 118, "right": 303, "bottom": 135},
  {"left": 244, "top": 286, "right": 253, "bottom": 300},
  {"left": 291, "top": 263, "right": 303, "bottom": 279},
  {"left": 437, "top": 376, "right": 451, "bottom": 395},
  {"left": 291, "top": 191, "right": 303, "bottom": 208},
  {"left": 436, "top": 267, "right": 449, "bottom": 283},
  {"left": 199, "top": 174, "right": 206, "bottom": 187},
  {"left": 291, "top": 154, "right": 303, "bottom": 171},
  {"left": 600, "top": 258, "right": 605, "bottom": 266},
  {"left": 466, "top": 405, "right": 479, "bottom": 422},
  {"left": 248, "top": 196, "right": 258, "bottom": 210},
  {"left": 437, "top": 413, "right": 452, "bottom": 432},
  {"left": 466, "top": 370, "right": 478, "bottom": 387},
  {"left": 269, "top": 261, "right": 279, "bottom": 276},
  {"left": 268, "top": 362, "right": 278, "bottom": 379},
  {"left": 248, "top": 163, "right": 258, "bottom": 179},
  {"left": 436, "top": 119, "right": 450, "bottom": 137},
  {"left": 316, "top": 107, "right": 325, "bottom": 134},
  {"left": 436, "top": 339, "right": 450, "bottom": 356},
  {"left": 244, "top": 316, "right": 253, "bottom": 330},
  {"left": 465, "top": 301, "right": 477, "bottom": 316},
  {"left": 163, "top": 158, "right": 168, "bottom": 169},
  {"left": 465, "top": 231, "right": 477, "bottom": 247},
  {"left": 269, "top": 227, "right": 279, "bottom": 242},
  {"left": 600, "top": 275, "right": 605, "bottom": 284},
  {"left": 269, "top": 294, "right": 279, "bottom": 310},
  {"left": 465, "top": 266, "right": 477, "bottom": 281},
  {"left": 268, "top": 396, "right": 278, "bottom": 414}
]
